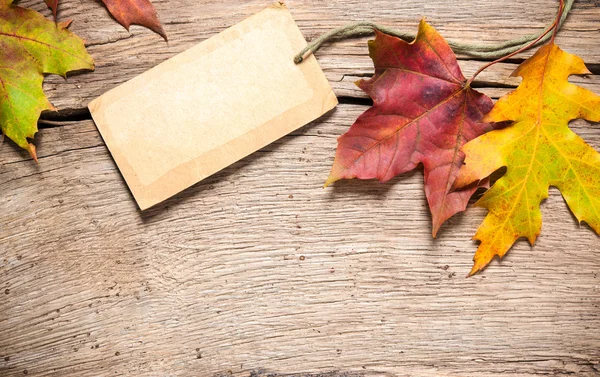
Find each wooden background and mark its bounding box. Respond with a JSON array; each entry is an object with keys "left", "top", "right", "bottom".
[{"left": 1, "top": 0, "right": 600, "bottom": 376}]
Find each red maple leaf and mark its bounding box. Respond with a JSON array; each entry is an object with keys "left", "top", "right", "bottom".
[
  {"left": 326, "top": 20, "right": 496, "bottom": 236},
  {"left": 45, "top": 0, "right": 166, "bottom": 40}
]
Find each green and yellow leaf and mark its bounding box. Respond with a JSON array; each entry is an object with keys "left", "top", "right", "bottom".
[
  {"left": 455, "top": 43, "right": 600, "bottom": 275},
  {"left": 0, "top": 0, "right": 94, "bottom": 159}
]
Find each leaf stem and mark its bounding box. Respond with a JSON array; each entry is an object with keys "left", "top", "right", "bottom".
[
  {"left": 550, "top": 0, "right": 565, "bottom": 44},
  {"left": 466, "top": 0, "right": 564, "bottom": 86}
]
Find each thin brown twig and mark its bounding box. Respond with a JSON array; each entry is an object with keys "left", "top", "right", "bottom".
[
  {"left": 550, "top": 0, "right": 565, "bottom": 44},
  {"left": 466, "top": 0, "right": 565, "bottom": 86}
]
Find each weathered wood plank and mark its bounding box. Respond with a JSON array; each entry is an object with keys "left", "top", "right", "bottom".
[
  {"left": 14, "top": 0, "right": 599, "bottom": 111},
  {"left": 3, "top": 0, "right": 600, "bottom": 375},
  {"left": 1, "top": 104, "right": 599, "bottom": 376}
]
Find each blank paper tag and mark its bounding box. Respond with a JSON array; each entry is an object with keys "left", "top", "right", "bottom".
[{"left": 89, "top": 2, "right": 338, "bottom": 210}]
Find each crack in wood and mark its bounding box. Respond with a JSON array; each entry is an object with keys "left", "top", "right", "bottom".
[
  {"left": 38, "top": 108, "right": 92, "bottom": 127},
  {"left": 32, "top": 79, "right": 516, "bottom": 129}
]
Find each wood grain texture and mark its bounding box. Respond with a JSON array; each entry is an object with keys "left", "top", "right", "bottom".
[
  {"left": 1, "top": 105, "right": 600, "bottom": 376},
  {"left": 2, "top": 0, "right": 600, "bottom": 376}
]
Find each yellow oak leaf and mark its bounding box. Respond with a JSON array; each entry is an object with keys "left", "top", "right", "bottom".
[{"left": 455, "top": 42, "right": 600, "bottom": 275}]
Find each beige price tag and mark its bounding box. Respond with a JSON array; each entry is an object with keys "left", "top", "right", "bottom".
[{"left": 89, "top": 2, "right": 337, "bottom": 210}]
